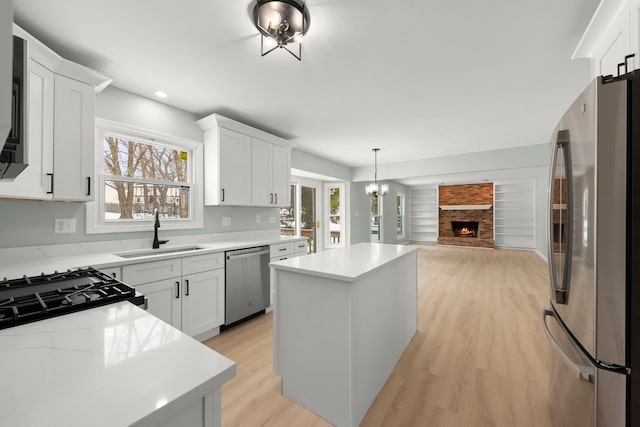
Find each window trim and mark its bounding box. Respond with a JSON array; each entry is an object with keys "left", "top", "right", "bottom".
[{"left": 86, "top": 118, "right": 204, "bottom": 234}]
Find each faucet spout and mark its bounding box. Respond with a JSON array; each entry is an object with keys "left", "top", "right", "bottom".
[{"left": 152, "top": 209, "right": 169, "bottom": 249}]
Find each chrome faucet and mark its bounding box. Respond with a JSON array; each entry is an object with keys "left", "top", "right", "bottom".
[{"left": 152, "top": 209, "right": 169, "bottom": 249}]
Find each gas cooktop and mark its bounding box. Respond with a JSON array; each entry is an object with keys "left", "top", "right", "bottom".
[{"left": 0, "top": 267, "right": 145, "bottom": 330}]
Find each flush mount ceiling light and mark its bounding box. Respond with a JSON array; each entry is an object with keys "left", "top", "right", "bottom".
[
  {"left": 253, "top": 0, "right": 310, "bottom": 61},
  {"left": 365, "top": 148, "right": 389, "bottom": 198}
]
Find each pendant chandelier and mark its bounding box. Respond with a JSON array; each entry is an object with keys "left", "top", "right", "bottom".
[
  {"left": 253, "top": 0, "right": 310, "bottom": 61},
  {"left": 365, "top": 148, "right": 388, "bottom": 197}
]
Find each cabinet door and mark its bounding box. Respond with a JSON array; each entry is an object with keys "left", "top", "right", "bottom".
[
  {"left": 100, "top": 266, "right": 122, "bottom": 281},
  {"left": 251, "top": 137, "right": 272, "bottom": 206},
  {"left": 219, "top": 128, "right": 251, "bottom": 205},
  {"left": 181, "top": 269, "right": 225, "bottom": 337},
  {"left": 0, "top": 59, "right": 54, "bottom": 198},
  {"left": 122, "top": 258, "right": 181, "bottom": 286},
  {"left": 52, "top": 75, "right": 95, "bottom": 201},
  {"left": 136, "top": 278, "right": 182, "bottom": 330},
  {"left": 271, "top": 144, "right": 290, "bottom": 207}
]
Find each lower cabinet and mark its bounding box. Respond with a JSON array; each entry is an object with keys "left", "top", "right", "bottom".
[
  {"left": 122, "top": 252, "right": 225, "bottom": 339},
  {"left": 268, "top": 240, "right": 309, "bottom": 308}
]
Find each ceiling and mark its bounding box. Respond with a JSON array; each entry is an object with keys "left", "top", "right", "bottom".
[{"left": 13, "top": 0, "right": 600, "bottom": 172}]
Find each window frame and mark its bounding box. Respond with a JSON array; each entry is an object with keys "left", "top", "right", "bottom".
[{"left": 86, "top": 119, "right": 203, "bottom": 234}]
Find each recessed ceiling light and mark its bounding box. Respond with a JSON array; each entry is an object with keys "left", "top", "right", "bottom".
[{"left": 154, "top": 91, "right": 168, "bottom": 98}]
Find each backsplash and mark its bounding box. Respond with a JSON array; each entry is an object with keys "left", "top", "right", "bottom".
[{"left": 0, "top": 198, "right": 279, "bottom": 249}]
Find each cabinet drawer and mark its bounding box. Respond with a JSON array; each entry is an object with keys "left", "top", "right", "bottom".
[
  {"left": 182, "top": 252, "right": 224, "bottom": 275},
  {"left": 122, "top": 258, "right": 182, "bottom": 285},
  {"left": 293, "top": 240, "right": 308, "bottom": 254},
  {"left": 270, "top": 242, "right": 294, "bottom": 258}
]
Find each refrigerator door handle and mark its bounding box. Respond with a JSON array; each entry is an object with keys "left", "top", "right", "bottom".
[
  {"left": 542, "top": 307, "right": 594, "bottom": 382},
  {"left": 548, "top": 129, "right": 574, "bottom": 304}
]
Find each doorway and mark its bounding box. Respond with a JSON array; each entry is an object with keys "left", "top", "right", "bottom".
[{"left": 280, "top": 178, "right": 321, "bottom": 253}]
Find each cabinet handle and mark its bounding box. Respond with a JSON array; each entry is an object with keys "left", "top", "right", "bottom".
[
  {"left": 185, "top": 279, "right": 190, "bottom": 296},
  {"left": 274, "top": 193, "right": 277, "bottom": 204},
  {"left": 279, "top": 247, "right": 287, "bottom": 252},
  {"left": 86, "top": 177, "right": 91, "bottom": 196},
  {"left": 46, "top": 173, "right": 54, "bottom": 194},
  {"left": 270, "top": 193, "right": 273, "bottom": 204},
  {"left": 221, "top": 188, "right": 225, "bottom": 202},
  {"left": 175, "top": 281, "right": 180, "bottom": 299},
  {"left": 112, "top": 272, "right": 116, "bottom": 279}
]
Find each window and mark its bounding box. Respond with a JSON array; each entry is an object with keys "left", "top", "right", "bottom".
[
  {"left": 281, "top": 179, "right": 320, "bottom": 253},
  {"left": 326, "top": 183, "right": 346, "bottom": 248},
  {"left": 370, "top": 193, "right": 382, "bottom": 242},
  {"left": 86, "top": 119, "right": 203, "bottom": 234},
  {"left": 397, "top": 192, "right": 405, "bottom": 238}
]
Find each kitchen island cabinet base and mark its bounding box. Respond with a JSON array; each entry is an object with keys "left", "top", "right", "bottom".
[{"left": 272, "top": 244, "right": 418, "bottom": 427}]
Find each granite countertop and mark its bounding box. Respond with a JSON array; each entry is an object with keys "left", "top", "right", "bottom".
[
  {"left": 269, "top": 242, "right": 419, "bottom": 282},
  {"left": 0, "top": 301, "right": 236, "bottom": 426}
]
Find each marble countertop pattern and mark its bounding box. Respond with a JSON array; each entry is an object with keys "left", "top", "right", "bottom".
[{"left": 0, "top": 301, "right": 236, "bottom": 426}]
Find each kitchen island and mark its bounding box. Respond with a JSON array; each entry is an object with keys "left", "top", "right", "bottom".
[
  {"left": 0, "top": 301, "right": 235, "bottom": 427},
  {"left": 270, "top": 242, "right": 419, "bottom": 427}
]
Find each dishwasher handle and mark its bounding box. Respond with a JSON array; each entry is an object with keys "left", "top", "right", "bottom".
[{"left": 226, "top": 249, "right": 270, "bottom": 261}]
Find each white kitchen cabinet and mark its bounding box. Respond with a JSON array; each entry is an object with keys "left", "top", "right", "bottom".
[
  {"left": 122, "top": 253, "right": 225, "bottom": 339},
  {"left": 197, "top": 113, "right": 291, "bottom": 207},
  {"left": 251, "top": 138, "right": 290, "bottom": 207},
  {"left": 181, "top": 269, "right": 225, "bottom": 337},
  {"left": 0, "top": 0, "right": 11, "bottom": 143},
  {"left": 137, "top": 277, "right": 182, "bottom": 330},
  {"left": 51, "top": 74, "right": 95, "bottom": 200},
  {"left": 0, "top": 59, "right": 53, "bottom": 198},
  {"left": 574, "top": 0, "right": 640, "bottom": 78},
  {"left": 200, "top": 127, "right": 251, "bottom": 206},
  {"left": 268, "top": 239, "right": 308, "bottom": 308},
  {"left": 0, "top": 24, "right": 110, "bottom": 200}
]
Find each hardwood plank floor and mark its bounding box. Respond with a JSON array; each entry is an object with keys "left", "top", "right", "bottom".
[{"left": 203, "top": 245, "right": 552, "bottom": 427}]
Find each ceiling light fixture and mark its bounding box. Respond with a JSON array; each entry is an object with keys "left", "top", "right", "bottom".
[
  {"left": 365, "top": 148, "right": 389, "bottom": 198},
  {"left": 154, "top": 91, "right": 168, "bottom": 98},
  {"left": 253, "top": 0, "right": 310, "bottom": 61}
]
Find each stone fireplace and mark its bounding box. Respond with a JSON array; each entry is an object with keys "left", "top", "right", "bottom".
[{"left": 438, "top": 183, "right": 494, "bottom": 248}]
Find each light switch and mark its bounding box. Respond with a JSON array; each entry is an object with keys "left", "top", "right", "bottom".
[
  {"left": 256, "top": 214, "right": 261, "bottom": 223},
  {"left": 222, "top": 217, "right": 231, "bottom": 226}
]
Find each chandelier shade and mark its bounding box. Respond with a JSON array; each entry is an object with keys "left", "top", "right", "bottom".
[
  {"left": 365, "top": 148, "right": 388, "bottom": 197},
  {"left": 253, "top": 0, "right": 310, "bottom": 61}
]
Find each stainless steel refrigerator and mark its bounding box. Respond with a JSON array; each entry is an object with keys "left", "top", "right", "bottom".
[{"left": 543, "top": 70, "right": 639, "bottom": 427}]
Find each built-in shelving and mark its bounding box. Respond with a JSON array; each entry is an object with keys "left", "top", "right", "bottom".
[
  {"left": 494, "top": 181, "right": 535, "bottom": 249},
  {"left": 410, "top": 185, "right": 438, "bottom": 243}
]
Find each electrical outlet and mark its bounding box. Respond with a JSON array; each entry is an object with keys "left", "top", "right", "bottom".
[
  {"left": 256, "top": 214, "right": 261, "bottom": 223},
  {"left": 54, "top": 218, "right": 76, "bottom": 234},
  {"left": 222, "top": 217, "right": 231, "bottom": 226},
  {"left": 269, "top": 217, "right": 275, "bottom": 223}
]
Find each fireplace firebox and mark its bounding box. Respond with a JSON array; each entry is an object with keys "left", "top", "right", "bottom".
[{"left": 452, "top": 221, "right": 479, "bottom": 238}]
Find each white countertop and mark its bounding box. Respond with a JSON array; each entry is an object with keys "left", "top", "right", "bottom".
[
  {"left": 0, "top": 230, "right": 306, "bottom": 279},
  {"left": 269, "top": 242, "right": 419, "bottom": 282},
  {"left": 0, "top": 301, "right": 236, "bottom": 427}
]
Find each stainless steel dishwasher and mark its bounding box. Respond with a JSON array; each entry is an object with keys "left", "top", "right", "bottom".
[{"left": 224, "top": 246, "right": 270, "bottom": 328}]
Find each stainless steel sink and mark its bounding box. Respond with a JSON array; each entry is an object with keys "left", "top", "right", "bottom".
[{"left": 115, "top": 246, "right": 205, "bottom": 259}]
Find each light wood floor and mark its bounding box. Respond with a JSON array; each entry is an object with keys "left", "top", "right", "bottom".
[{"left": 203, "top": 245, "right": 552, "bottom": 427}]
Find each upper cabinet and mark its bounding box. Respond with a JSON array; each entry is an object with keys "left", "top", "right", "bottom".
[
  {"left": 197, "top": 113, "right": 291, "bottom": 207},
  {"left": 0, "top": 24, "right": 111, "bottom": 201},
  {"left": 574, "top": 0, "right": 640, "bottom": 78},
  {"left": 0, "top": 0, "right": 11, "bottom": 143}
]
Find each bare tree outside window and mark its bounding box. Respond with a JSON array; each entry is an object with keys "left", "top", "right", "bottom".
[{"left": 103, "top": 135, "right": 191, "bottom": 221}]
